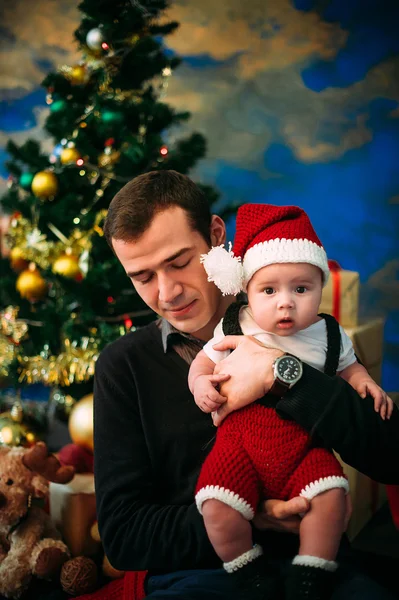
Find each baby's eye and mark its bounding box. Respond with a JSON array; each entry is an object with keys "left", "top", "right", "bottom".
[
  {"left": 296, "top": 286, "right": 307, "bottom": 294},
  {"left": 263, "top": 288, "right": 274, "bottom": 295}
]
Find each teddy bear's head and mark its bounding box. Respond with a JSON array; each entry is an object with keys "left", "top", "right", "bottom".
[
  {"left": 0, "top": 446, "right": 48, "bottom": 536},
  {"left": 0, "top": 442, "right": 74, "bottom": 539}
]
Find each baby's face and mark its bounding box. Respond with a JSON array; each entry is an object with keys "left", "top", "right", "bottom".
[{"left": 246, "top": 263, "right": 323, "bottom": 336}]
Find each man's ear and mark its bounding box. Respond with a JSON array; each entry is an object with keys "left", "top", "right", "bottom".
[{"left": 210, "top": 215, "right": 226, "bottom": 247}]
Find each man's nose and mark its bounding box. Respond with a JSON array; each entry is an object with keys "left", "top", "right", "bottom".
[{"left": 158, "top": 275, "right": 183, "bottom": 304}]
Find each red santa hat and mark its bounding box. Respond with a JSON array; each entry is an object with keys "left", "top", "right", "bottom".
[{"left": 201, "top": 203, "right": 329, "bottom": 296}]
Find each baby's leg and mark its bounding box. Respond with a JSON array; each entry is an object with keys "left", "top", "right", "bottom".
[
  {"left": 298, "top": 487, "right": 347, "bottom": 561},
  {"left": 202, "top": 498, "right": 253, "bottom": 563},
  {"left": 285, "top": 447, "right": 349, "bottom": 600},
  {"left": 196, "top": 414, "right": 280, "bottom": 599}
]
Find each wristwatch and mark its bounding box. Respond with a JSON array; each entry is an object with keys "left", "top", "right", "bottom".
[{"left": 269, "top": 353, "right": 303, "bottom": 397}]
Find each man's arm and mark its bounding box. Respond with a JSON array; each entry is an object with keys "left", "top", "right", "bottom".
[
  {"left": 212, "top": 336, "right": 399, "bottom": 484},
  {"left": 278, "top": 363, "right": 399, "bottom": 484},
  {"left": 94, "top": 348, "right": 218, "bottom": 572}
]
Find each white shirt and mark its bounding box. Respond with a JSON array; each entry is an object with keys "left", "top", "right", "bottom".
[{"left": 203, "top": 305, "right": 356, "bottom": 373}]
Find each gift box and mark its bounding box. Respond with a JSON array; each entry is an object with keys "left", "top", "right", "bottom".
[
  {"left": 334, "top": 318, "right": 386, "bottom": 539},
  {"left": 335, "top": 455, "right": 387, "bottom": 540},
  {"left": 344, "top": 318, "right": 384, "bottom": 385},
  {"left": 49, "top": 473, "right": 99, "bottom": 557},
  {"left": 319, "top": 261, "right": 359, "bottom": 329}
]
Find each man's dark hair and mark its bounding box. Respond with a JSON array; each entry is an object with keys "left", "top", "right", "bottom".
[{"left": 104, "top": 170, "right": 212, "bottom": 247}]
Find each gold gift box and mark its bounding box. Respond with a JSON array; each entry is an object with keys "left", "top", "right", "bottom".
[
  {"left": 49, "top": 473, "right": 99, "bottom": 557},
  {"left": 320, "top": 268, "right": 359, "bottom": 329},
  {"left": 344, "top": 318, "right": 384, "bottom": 384},
  {"left": 335, "top": 318, "right": 386, "bottom": 540}
]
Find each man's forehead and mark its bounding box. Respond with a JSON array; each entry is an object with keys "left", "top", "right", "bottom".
[{"left": 113, "top": 215, "right": 205, "bottom": 272}]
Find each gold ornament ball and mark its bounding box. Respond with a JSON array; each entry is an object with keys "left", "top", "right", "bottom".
[
  {"left": 10, "top": 247, "right": 29, "bottom": 272},
  {"left": 68, "top": 394, "right": 94, "bottom": 452},
  {"left": 31, "top": 171, "right": 59, "bottom": 199},
  {"left": 53, "top": 253, "right": 81, "bottom": 279},
  {"left": 70, "top": 65, "right": 88, "bottom": 85},
  {"left": 16, "top": 265, "right": 47, "bottom": 302},
  {"left": 60, "top": 147, "right": 81, "bottom": 165}
]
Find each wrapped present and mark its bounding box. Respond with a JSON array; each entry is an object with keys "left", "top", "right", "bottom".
[
  {"left": 49, "top": 473, "right": 99, "bottom": 557},
  {"left": 344, "top": 318, "right": 384, "bottom": 384},
  {"left": 335, "top": 454, "right": 387, "bottom": 540},
  {"left": 319, "top": 260, "right": 359, "bottom": 329},
  {"left": 334, "top": 318, "right": 386, "bottom": 539}
]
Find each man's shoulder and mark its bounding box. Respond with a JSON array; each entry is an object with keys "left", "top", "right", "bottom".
[{"left": 98, "top": 321, "right": 160, "bottom": 366}]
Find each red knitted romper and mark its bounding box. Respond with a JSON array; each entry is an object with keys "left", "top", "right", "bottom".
[{"left": 195, "top": 309, "right": 348, "bottom": 519}]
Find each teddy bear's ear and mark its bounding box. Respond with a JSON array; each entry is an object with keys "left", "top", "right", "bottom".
[{"left": 22, "top": 441, "right": 75, "bottom": 484}]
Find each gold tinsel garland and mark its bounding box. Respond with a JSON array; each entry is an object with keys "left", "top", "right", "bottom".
[
  {"left": 6, "top": 210, "right": 107, "bottom": 272},
  {"left": 18, "top": 336, "right": 100, "bottom": 387},
  {"left": 0, "top": 307, "right": 28, "bottom": 380}
]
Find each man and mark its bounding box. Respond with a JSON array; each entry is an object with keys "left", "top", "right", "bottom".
[{"left": 94, "top": 170, "right": 398, "bottom": 599}]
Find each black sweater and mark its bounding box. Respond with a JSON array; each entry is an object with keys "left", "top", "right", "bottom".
[{"left": 94, "top": 322, "right": 399, "bottom": 572}]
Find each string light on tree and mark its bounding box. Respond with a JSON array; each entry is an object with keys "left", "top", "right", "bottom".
[
  {"left": 160, "top": 145, "right": 168, "bottom": 156},
  {"left": 124, "top": 318, "right": 133, "bottom": 330}
]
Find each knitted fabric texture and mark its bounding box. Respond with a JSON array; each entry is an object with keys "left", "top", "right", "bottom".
[
  {"left": 74, "top": 571, "right": 147, "bottom": 600},
  {"left": 234, "top": 203, "right": 329, "bottom": 286},
  {"left": 195, "top": 404, "right": 348, "bottom": 518},
  {"left": 201, "top": 204, "right": 330, "bottom": 295},
  {"left": 285, "top": 563, "right": 337, "bottom": 600},
  {"left": 196, "top": 302, "right": 348, "bottom": 517}
]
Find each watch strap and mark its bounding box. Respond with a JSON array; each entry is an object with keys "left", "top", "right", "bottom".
[{"left": 269, "top": 377, "right": 291, "bottom": 398}]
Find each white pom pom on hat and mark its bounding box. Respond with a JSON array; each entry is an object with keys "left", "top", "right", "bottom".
[{"left": 200, "top": 244, "right": 244, "bottom": 296}]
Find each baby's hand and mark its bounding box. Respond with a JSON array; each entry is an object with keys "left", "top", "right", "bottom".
[
  {"left": 356, "top": 379, "right": 394, "bottom": 420},
  {"left": 193, "top": 374, "right": 229, "bottom": 413}
]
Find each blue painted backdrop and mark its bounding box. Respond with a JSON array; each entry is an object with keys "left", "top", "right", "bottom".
[{"left": 1, "top": 0, "right": 398, "bottom": 389}]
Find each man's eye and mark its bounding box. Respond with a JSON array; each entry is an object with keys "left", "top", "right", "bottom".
[
  {"left": 263, "top": 288, "right": 274, "bottom": 295},
  {"left": 296, "top": 286, "right": 307, "bottom": 293},
  {"left": 136, "top": 275, "right": 153, "bottom": 285},
  {"left": 173, "top": 260, "right": 190, "bottom": 270}
]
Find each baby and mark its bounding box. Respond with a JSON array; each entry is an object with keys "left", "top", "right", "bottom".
[{"left": 189, "top": 203, "right": 392, "bottom": 600}]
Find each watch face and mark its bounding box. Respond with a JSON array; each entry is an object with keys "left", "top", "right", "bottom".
[{"left": 276, "top": 356, "right": 302, "bottom": 384}]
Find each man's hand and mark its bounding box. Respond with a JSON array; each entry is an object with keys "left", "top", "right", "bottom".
[
  {"left": 253, "top": 494, "right": 352, "bottom": 534},
  {"left": 252, "top": 497, "right": 309, "bottom": 534},
  {"left": 211, "top": 336, "right": 283, "bottom": 426}
]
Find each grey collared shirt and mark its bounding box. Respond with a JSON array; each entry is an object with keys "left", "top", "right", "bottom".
[{"left": 156, "top": 318, "right": 205, "bottom": 365}]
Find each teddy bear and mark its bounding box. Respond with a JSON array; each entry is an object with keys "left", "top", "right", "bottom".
[{"left": 0, "top": 441, "right": 75, "bottom": 598}]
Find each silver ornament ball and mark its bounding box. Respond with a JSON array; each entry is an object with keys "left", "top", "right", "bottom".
[{"left": 86, "top": 28, "right": 104, "bottom": 50}]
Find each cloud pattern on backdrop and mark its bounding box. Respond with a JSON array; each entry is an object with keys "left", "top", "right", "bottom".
[{"left": 1, "top": 0, "right": 398, "bottom": 388}]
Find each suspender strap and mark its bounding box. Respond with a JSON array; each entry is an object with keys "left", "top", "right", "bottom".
[
  {"left": 222, "top": 301, "right": 246, "bottom": 336},
  {"left": 318, "top": 313, "right": 341, "bottom": 376},
  {"left": 221, "top": 305, "right": 342, "bottom": 377}
]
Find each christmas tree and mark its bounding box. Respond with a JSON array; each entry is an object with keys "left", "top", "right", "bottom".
[{"left": 0, "top": 0, "right": 223, "bottom": 404}]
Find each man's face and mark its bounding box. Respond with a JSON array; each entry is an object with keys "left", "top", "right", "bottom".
[{"left": 112, "top": 206, "right": 228, "bottom": 341}]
